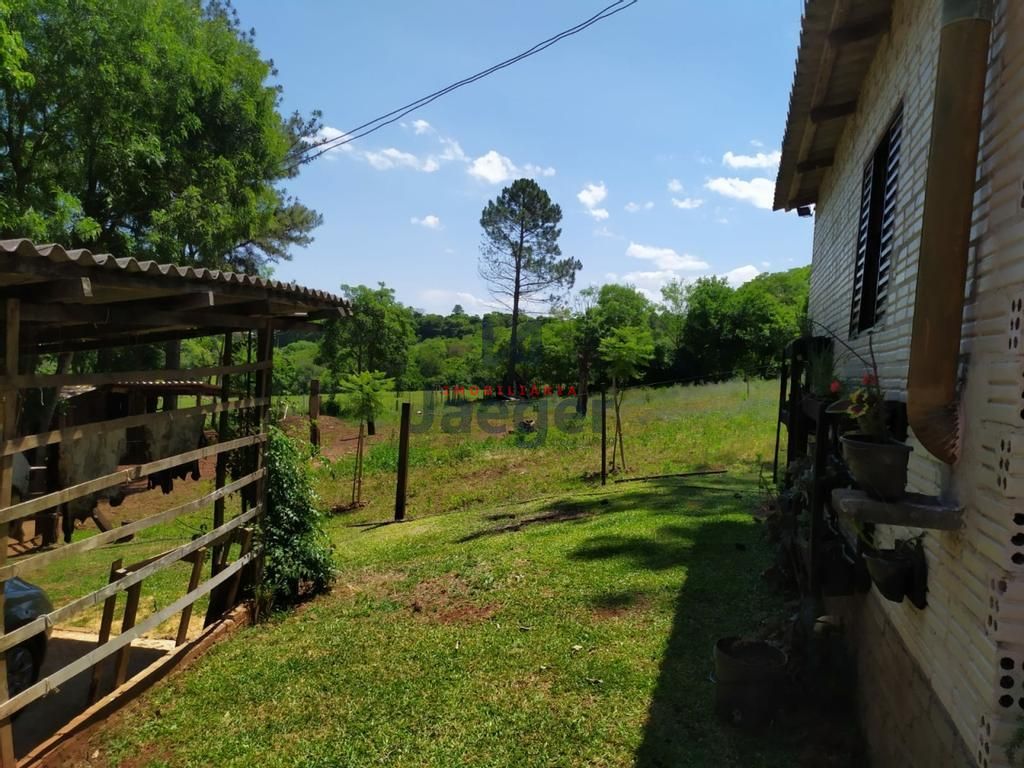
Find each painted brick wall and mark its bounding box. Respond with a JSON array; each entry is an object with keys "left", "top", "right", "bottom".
[{"left": 807, "top": 0, "right": 1024, "bottom": 765}]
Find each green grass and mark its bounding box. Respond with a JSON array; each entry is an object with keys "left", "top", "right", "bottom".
[{"left": 78, "top": 379, "right": 803, "bottom": 767}]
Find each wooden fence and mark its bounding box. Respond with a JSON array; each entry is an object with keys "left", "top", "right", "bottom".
[{"left": 0, "top": 299, "right": 274, "bottom": 764}]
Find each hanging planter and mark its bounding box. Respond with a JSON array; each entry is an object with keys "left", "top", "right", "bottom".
[
  {"left": 840, "top": 433, "right": 912, "bottom": 501},
  {"left": 862, "top": 538, "right": 927, "bottom": 608}
]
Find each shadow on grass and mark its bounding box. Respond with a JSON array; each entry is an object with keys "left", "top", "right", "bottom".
[
  {"left": 567, "top": 482, "right": 795, "bottom": 768},
  {"left": 457, "top": 499, "right": 603, "bottom": 542}
]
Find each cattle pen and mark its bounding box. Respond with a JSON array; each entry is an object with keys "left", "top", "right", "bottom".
[{"left": 0, "top": 239, "right": 350, "bottom": 765}]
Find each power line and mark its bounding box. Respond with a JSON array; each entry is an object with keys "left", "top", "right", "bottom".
[{"left": 290, "top": 0, "right": 638, "bottom": 169}]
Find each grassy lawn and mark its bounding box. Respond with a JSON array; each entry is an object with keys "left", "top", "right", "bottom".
[{"left": 67, "top": 380, "right": 806, "bottom": 767}]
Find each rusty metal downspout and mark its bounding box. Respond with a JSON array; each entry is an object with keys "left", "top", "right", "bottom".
[{"left": 906, "top": 0, "right": 993, "bottom": 465}]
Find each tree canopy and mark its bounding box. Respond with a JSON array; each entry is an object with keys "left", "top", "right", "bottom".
[
  {"left": 479, "top": 178, "right": 582, "bottom": 386},
  {"left": 0, "top": 0, "right": 322, "bottom": 272}
]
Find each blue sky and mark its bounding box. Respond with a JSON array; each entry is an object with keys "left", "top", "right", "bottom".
[{"left": 234, "top": 0, "right": 812, "bottom": 314}]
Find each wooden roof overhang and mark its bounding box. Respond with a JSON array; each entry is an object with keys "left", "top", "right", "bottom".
[
  {"left": 774, "top": 0, "right": 895, "bottom": 211},
  {"left": 0, "top": 239, "right": 352, "bottom": 354}
]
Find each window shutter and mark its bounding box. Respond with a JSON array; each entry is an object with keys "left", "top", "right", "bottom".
[
  {"left": 850, "top": 158, "right": 875, "bottom": 336},
  {"left": 849, "top": 105, "right": 902, "bottom": 336},
  {"left": 874, "top": 109, "right": 902, "bottom": 325}
]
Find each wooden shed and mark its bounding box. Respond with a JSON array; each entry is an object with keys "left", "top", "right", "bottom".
[{"left": 0, "top": 238, "right": 350, "bottom": 764}]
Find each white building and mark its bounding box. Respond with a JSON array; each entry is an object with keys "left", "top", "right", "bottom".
[{"left": 774, "top": 1, "right": 1022, "bottom": 766}]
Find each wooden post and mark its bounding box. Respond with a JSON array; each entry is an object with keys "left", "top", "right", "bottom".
[
  {"left": 112, "top": 580, "right": 142, "bottom": 688},
  {"left": 773, "top": 361, "right": 788, "bottom": 484},
  {"left": 164, "top": 339, "right": 181, "bottom": 411},
  {"left": 0, "top": 299, "right": 18, "bottom": 762},
  {"left": 249, "top": 324, "right": 273, "bottom": 591},
  {"left": 88, "top": 559, "right": 124, "bottom": 703},
  {"left": 212, "top": 332, "right": 232, "bottom": 575},
  {"left": 176, "top": 548, "right": 207, "bottom": 646},
  {"left": 601, "top": 389, "right": 607, "bottom": 486},
  {"left": 309, "top": 378, "right": 321, "bottom": 448},
  {"left": 223, "top": 528, "right": 253, "bottom": 609},
  {"left": 395, "top": 402, "right": 411, "bottom": 521}
]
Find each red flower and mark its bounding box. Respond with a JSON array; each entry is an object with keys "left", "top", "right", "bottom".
[
  {"left": 830, "top": 380, "right": 841, "bottom": 394},
  {"left": 862, "top": 373, "right": 878, "bottom": 387}
]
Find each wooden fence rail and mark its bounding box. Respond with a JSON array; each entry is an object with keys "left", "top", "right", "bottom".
[
  {"left": 0, "top": 548, "right": 256, "bottom": 721},
  {"left": 0, "top": 469, "right": 263, "bottom": 581},
  {"left": 1, "top": 396, "right": 268, "bottom": 456},
  {"left": 0, "top": 433, "right": 265, "bottom": 525},
  {"left": 0, "top": 360, "right": 271, "bottom": 390},
  {"left": 0, "top": 505, "right": 259, "bottom": 656}
]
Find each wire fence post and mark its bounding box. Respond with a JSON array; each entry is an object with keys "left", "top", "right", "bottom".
[
  {"left": 601, "top": 388, "right": 607, "bottom": 486},
  {"left": 308, "top": 378, "right": 320, "bottom": 448},
  {"left": 395, "top": 402, "right": 411, "bottom": 521}
]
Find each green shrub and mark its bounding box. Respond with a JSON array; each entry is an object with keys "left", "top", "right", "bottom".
[{"left": 260, "top": 426, "right": 335, "bottom": 609}]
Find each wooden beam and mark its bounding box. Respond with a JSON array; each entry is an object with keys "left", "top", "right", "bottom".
[
  {"left": 796, "top": 154, "right": 835, "bottom": 173},
  {"left": 810, "top": 100, "right": 858, "bottom": 123},
  {"left": 0, "top": 433, "right": 266, "bottom": 525},
  {"left": 0, "top": 470, "right": 262, "bottom": 582},
  {"left": 20, "top": 302, "right": 282, "bottom": 332},
  {"left": 0, "top": 300, "right": 17, "bottom": 766},
  {"left": 0, "top": 359, "right": 269, "bottom": 389},
  {"left": 0, "top": 277, "right": 93, "bottom": 303},
  {"left": 25, "top": 325, "right": 237, "bottom": 354},
  {"left": 2, "top": 396, "right": 266, "bottom": 456},
  {"left": 828, "top": 13, "right": 890, "bottom": 46}
]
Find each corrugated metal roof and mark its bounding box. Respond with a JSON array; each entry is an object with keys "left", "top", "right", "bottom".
[
  {"left": 0, "top": 238, "right": 350, "bottom": 311},
  {"left": 774, "top": 0, "right": 894, "bottom": 211}
]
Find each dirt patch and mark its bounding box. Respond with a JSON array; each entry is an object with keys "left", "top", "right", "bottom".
[
  {"left": 336, "top": 569, "right": 406, "bottom": 600},
  {"left": 279, "top": 414, "right": 388, "bottom": 461},
  {"left": 591, "top": 592, "right": 653, "bottom": 620},
  {"left": 408, "top": 573, "right": 498, "bottom": 624}
]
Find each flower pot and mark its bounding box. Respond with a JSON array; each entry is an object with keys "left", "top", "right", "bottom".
[
  {"left": 840, "top": 433, "right": 912, "bottom": 501},
  {"left": 713, "top": 637, "right": 787, "bottom": 727},
  {"left": 863, "top": 539, "right": 927, "bottom": 608},
  {"left": 863, "top": 549, "right": 910, "bottom": 602}
]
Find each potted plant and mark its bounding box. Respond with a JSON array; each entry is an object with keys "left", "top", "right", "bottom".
[
  {"left": 838, "top": 339, "right": 912, "bottom": 500},
  {"left": 862, "top": 537, "right": 927, "bottom": 608}
]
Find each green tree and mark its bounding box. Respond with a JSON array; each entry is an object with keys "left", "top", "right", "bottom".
[
  {"left": 338, "top": 371, "right": 391, "bottom": 505},
  {"left": 318, "top": 283, "right": 415, "bottom": 390},
  {"left": 681, "top": 277, "right": 737, "bottom": 380},
  {"left": 479, "top": 178, "right": 581, "bottom": 388},
  {"left": 0, "top": 0, "right": 321, "bottom": 271},
  {"left": 599, "top": 326, "right": 654, "bottom": 472}
]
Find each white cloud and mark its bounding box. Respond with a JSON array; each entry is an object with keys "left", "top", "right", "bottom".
[
  {"left": 750, "top": 139, "right": 764, "bottom": 148},
  {"left": 468, "top": 151, "right": 516, "bottom": 184},
  {"left": 439, "top": 138, "right": 466, "bottom": 162},
  {"left": 625, "top": 201, "right": 654, "bottom": 213},
  {"left": 577, "top": 182, "right": 609, "bottom": 221},
  {"left": 418, "top": 289, "right": 497, "bottom": 314},
  {"left": 411, "top": 214, "right": 441, "bottom": 229},
  {"left": 364, "top": 147, "right": 439, "bottom": 172},
  {"left": 626, "top": 242, "right": 709, "bottom": 272},
  {"left": 671, "top": 197, "right": 704, "bottom": 210},
  {"left": 304, "top": 125, "right": 354, "bottom": 158},
  {"left": 466, "top": 150, "right": 555, "bottom": 184},
  {"left": 523, "top": 163, "right": 556, "bottom": 178},
  {"left": 704, "top": 177, "right": 774, "bottom": 209},
  {"left": 722, "top": 150, "right": 781, "bottom": 169},
  {"left": 577, "top": 182, "right": 607, "bottom": 208},
  {"left": 667, "top": 178, "right": 684, "bottom": 193},
  {"left": 722, "top": 265, "right": 761, "bottom": 286},
  {"left": 412, "top": 119, "right": 432, "bottom": 135}
]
